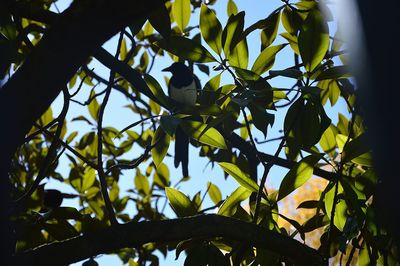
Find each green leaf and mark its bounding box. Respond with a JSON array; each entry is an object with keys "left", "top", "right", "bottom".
[
  {"left": 281, "top": 6, "right": 302, "bottom": 35},
  {"left": 155, "top": 36, "right": 217, "bottom": 63},
  {"left": 222, "top": 12, "right": 245, "bottom": 58},
  {"left": 218, "top": 162, "right": 259, "bottom": 192},
  {"left": 227, "top": 0, "right": 238, "bottom": 16},
  {"left": 200, "top": 3, "right": 223, "bottom": 55},
  {"left": 260, "top": 11, "right": 280, "bottom": 49},
  {"left": 318, "top": 79, "right": 340, "bottom": 106},
  {"left": 37, "top": 107, "right": 53, "bottom": 127},
  {"left": 135, "top": 170, "right": 150, "bottom": 195},
  {"left": 228, "top": 37, "right": 248, "bottom": 68},
  {"left": 232, "top": 66, "right": 259, "bottom": 81},
  {"left": 154, "top": 163, "right": 170, "bottom": 188},
  {"left": 66, "top": 131, "right": 78, "bottom": 143},
  {"left": 152, "top": 126, "right": 170, "bottom": 168},
  {"left": 324, "top": 183, "right": 348, "bottom": 231},
  {"left": 319, "top": 125, "right": 337, "bottom": 158},
  {"left": 88, "top": 92, "right": 100, "bottom": 120},
  {"left": 119, "top": 38, "right": 127, "bottom": 61},
  {"left": 218, "top": 187, "right": 252, "bottom": 216},
  {"left": 280, "top": 32, "right": 299, "bottom": 54},
  {"left": 180, "top": 120, "right": 227, "bottom": 149},
  {"left": 143, "top": 74, "right": 171, "bottom": 109},
  {"left": 298, "top": 10, "right": 329, "bottom": 72},
  {"left": 172, "top": 0, "right": 191, "bottom": 32},
  {"left": 200, "top": 73, "right": 221, "bottom": 103},
  {"left": 277, "top": 155, "right": 320, "bottom": 201},
  {"left": 148, "top": 3, "right": 171, "bottom": 39},
  {"left": 109, "top": 181, "right": 119, "bottom": 202},
  {"left": 241, "top": 9, "right": 280, "bottom": 43},
  {"left": 251, "top": 44, "right": 287, "bottom": 75},
  {"left": 165, "top": 187, "right": 196, "bottom": 217},
  {"left": 207, "top": 182, "right": 222, "bottom": 204},
  {"left": 82, "top": 168, "right": 96, "bottom": 191}
]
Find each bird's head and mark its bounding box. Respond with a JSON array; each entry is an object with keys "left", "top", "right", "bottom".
[{"left": 162, "top": 62, "right": 191, "bottom": 76}]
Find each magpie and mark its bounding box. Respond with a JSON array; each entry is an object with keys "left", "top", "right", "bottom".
[{"left": 162, "top": 62, "right": 200, "bottom": 177}]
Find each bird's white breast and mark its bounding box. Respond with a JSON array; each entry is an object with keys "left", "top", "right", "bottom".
[{"left": 170, "top": 80, "right": 197, "bottom": 106}]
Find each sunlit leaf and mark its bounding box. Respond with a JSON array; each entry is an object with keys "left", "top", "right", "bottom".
[
  {"left": 218, "top": 187, "right": 251, "bottom": 216},
  {"left": 109, "top": 181, "right": 119, "bottom": 202},
  {"left": 260, "top": 11, "right": 280, "bottom": 49},
  {"left": 207, "top": 182, "right": 222, "bottom": 204},
  {"left": 82, "top": 168, "right": 96, "bottom": 191},
  {"left": 135, "top": 170, "right": 150, "bottom": 195},
  {"left": 172, "top": 0, "right": 191, "bottom": 32},
  {"left": 228, "top": 37, "right": 248, "bottom": 68},
  {"left": 38, "top": 107, "right": 54, "bottom": 126},
  {"left": 324, "top": 183, "right": 348, "bottom": 231},
  {"left": 154, "top": 163, "right": 170, "bottom": 188},
  {"left": 222, "top": 12, "right": 244, "bottom": 58},
  {"left": 180, "top": 120, "right": 227, "bottom": 149},
  {"left": 277, "top": 155, "right": 320, "bottom": 201},
  {"left": 218, "top": 162, "right": 258, "bottom": 192},
  {"left": 251, "top": 44, "right": 287, "bottom": 75},
  {"left": 298, "top": 10, "right": 329, "bottom": 72},
  {"left": 143, "top": 74, "right": 171, "bottom": 109},
  {"left": 319, "top": 125, "right": 337, "bottom": 158},
  {"left": 200, "top": 3, "right": 223, "bottom": 55},
  {"left": 227, "top": 0, "right": 238, "bottom": 16},
  {"left": 88, "top": 92, "right": 100, "bottom": 120},
  {"left": 281, "top": 6, "right": 302, "bottom": 35},
  {"left": 165, "top": 187, "right": 196, "bottom": 217},
  {"left": 119, "top": 38, "right": 127, "bottom": 61},
  {"left": 152, "top": 126, "right": 170, "bottom": 168},
  {"left": 280, "top": 32, "right": 299, "bottom": 54}
]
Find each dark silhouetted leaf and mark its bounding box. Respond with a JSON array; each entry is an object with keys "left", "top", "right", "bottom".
[{"left": 155, "top": 36, "right": 217, "bottom": 63}]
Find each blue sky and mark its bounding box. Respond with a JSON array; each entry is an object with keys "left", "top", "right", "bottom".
[{"left": 42, "top": 0, "right": 349, "bottom": 265}]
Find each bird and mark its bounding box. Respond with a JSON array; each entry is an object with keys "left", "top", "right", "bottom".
[{"left": 162, "top": 62, "right": 200, "bottom": 177}]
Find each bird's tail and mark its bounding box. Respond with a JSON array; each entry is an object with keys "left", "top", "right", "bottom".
[{"left": 174, "top": 127, "right": 189, "bottom": 177}]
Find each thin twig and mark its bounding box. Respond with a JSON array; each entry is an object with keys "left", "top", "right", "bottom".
[
  {"left": 15, "top": 87, "right": 70, "bottom": 204},
  {"left": 95, "top": 32, "right": 125, "bottom": 226}
]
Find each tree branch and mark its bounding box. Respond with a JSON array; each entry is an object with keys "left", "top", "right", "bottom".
[{"left": 15, "top": 214, "right": 325, "bottom": 266}]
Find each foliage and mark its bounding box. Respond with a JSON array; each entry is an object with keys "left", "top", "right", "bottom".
[{"left": 1, "top": 0, "right": 397, "bottom": 265}]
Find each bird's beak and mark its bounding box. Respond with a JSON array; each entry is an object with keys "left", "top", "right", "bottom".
[{"left": 162, "top": 66, "right": 172, "bottom": 72}]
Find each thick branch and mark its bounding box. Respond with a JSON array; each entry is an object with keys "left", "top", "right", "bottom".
[
  {"left": 0, "top": 1, "right": 165, "bottom": 260},
  {"left": 15, "top": 214, "right": 325, "bottom": 266},
  {"left": 1, "top": 0, "right": 166, "bottom": 168}
]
